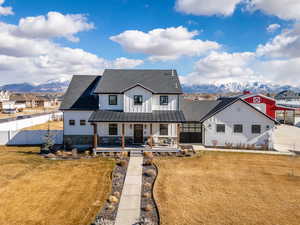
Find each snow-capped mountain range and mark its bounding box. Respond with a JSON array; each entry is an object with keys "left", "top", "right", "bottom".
[{"left": 0, "top": 80, "right": 299, "bottom": 94}]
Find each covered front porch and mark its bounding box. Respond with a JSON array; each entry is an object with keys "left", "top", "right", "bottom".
[{"left": 88, "top": 110, "right": 185, "bottom": 152}]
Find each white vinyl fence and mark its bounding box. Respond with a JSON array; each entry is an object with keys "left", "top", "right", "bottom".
[
  {"left": 0, "top": 111, "right": 62, "bottom": 131},
  {"left": 0, "top": 130, "right": 63, "bottom": 145}
]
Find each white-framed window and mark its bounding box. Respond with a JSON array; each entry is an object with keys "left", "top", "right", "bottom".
[
  {"left": 233, "top": 124, "right": 243, "bottom": 133},
  {"left": 216, "top": 124, "right": 225, "bottom": 133},
  {"left": 159, "top": 124, "right": 168, "bottom": 135}
]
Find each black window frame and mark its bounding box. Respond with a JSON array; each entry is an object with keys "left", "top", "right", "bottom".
[
  {"left": 233, "top": 124, "right": 243, "bottom": 133},
  {"left": 160, "top": 96, "right": 169, "bottom": 105},
  {"left": 69, "top": 120, "right": 75, "bottom": 126},
  {"left": 180, "top": 123, "right": 201, "bottom": 132},
  {"left": 159, "top": 124, "right": 168, "bottom": 136},
  {"left": 108, "top": 95, "right": 118, "bottom": 105},
  {"left": 216, "top": 124, "right": 225, "bottom": 133},
  {"left": 134, "top": 95, "right": 143, "bottom": 105},
  {"left": 251, "top": 124, "right": 261, "bottom": 134},
  {"left": 109, "top": 124, "right": 118, "bottom": 136},
  {"left": 80, "top": 120, "right": 86, "bottom": 126}
]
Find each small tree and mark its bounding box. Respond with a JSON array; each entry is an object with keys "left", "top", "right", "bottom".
[{"left": 43, "top": 123, "right": 55, "bottom": 151}]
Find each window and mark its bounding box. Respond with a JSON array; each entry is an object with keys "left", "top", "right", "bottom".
[
  {"left": 159, "top": 124, "right": 168, "bottom": 135},
  {"left": 160, "top": 96, "right": 168, "bottom": 105},
  {"left": 80, "top": 120, "right": 86, "bottom": 126},
  {"left": 252, "top": 125, "right": 261, "bottom": 134},
  {"left": 69, "top": 120, "right": 75, "bottom": 126},
  {"left": 233, "top": 124, "right": 243, "bottom": 133},
  {"left": 216, "top": 124, "right": 225, "bottom": 133},
  {"left": 134, "top": 95, "right": 143, "bottom": 105},
  {"left": 109, "top": 95, "right": 117, "bottom": 105},
  {"left": 180, "top": 123, "right": 201, "bottom": 132},
  {"left": 109, "top": 124, "right": 118, "bottom": 135}
]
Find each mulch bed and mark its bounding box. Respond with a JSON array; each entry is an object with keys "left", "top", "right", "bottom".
[
  {"left": 140, "top": 157, "right": 160, "bottom": 225},
  {"left": 91, "top": 156, "right": 129, "bottom": 225}
]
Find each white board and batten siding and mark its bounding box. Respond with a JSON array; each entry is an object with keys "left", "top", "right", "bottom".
[
  {"left": 152, "top": 95, "right": 178, "bottom": 111},
  {"left": 99, "top": 94, "right": 123, "bottom": 111},
  {"left": 63, "top": 110, "right": 94, "bottom": 135},
  {"left": 203, "top": 100, "right": 275, "bottom": 148},
  {"left": 124, "top": 86, "right": 152, "bottom": 112}
]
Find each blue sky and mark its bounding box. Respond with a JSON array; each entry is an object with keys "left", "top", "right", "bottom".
[{"left": 0, "top": 0, "right": 300, "bottom": 86}]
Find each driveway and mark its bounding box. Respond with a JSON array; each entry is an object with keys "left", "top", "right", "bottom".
[{"left": 273, "top": 125, "right": 300, "bottom": 153}]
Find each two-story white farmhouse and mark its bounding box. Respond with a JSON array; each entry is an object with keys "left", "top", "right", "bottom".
[{"left": 60, "top": 69, "right": 278, "bottom": 151}]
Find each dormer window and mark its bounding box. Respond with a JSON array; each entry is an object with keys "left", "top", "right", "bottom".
[
  {"left": 109, "top": 95, "right": 117, "bottom": 105},
  {"left": 134, "top": 95, "right": 143, "bottom": 105},
  {"left": 160, "top": 96, "right": 168, "bottom": 105}
]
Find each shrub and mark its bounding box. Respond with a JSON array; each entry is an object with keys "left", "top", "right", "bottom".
[
  {"left": 144, "top": 169, "right": 156, "bottom": 177},
  {"left": 144, "top": 152, "right": 153, "bottom": 159},
  {"left": 108, "top": 195, "right": 118, "bottom": 204},
  {"left": 142, "top": 192, "right": 151, "bottom": 198},
  {"left": 143, "top": 204, "right": 153, "bottom": 212},
  {"left": 113, "top": 191, "right": 121, "bottom": 198},
  {"left": 143, "top": 158, "right": 153, "bottom": 166},
  {"left": 117, "top": 160, "right": 128, "bottom": 167},
  {"left": 106, "top": 204, "right": 115, "bottom": 211}
]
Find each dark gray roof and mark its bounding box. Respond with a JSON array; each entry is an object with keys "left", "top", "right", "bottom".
[
  {"left": 60, "top": 75, "right": 101, "bottom": 110},
  {"left": 94, "top": 69, "right": 182, "bottom": 94},
  {"left": 275, "top": 90, "right": 300, "bottom": 100},
  {"left": 89, "top": 110, "right": 185, "bottom": 123},
  {"left": 179, "top": 97, "right": 220, "bottom": 122}
]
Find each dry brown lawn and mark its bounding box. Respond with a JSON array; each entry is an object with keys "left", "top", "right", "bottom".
[
  {"left": 22, "top": 120, "right": 63, "bottom": 130},
  {"left": 0, "top": 107, "right": 58, "bottom": 120},
  {"left": 0, "top": 146, "right": 114, "bottom": 225},
  {"left": 154, "top": 152, "right": 300, "bottom": 225}
]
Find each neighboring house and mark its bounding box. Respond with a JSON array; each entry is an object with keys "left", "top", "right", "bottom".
[
  {"left": 36, "top": 96, "right": 52, "bottom": 108},
  {"left": 275, "top": 90, "right": 300, "bottom": 108},
  {"left": 10, "top": 93, "right": 37, "bottom": 108},
  {"left": 60, "top": 69, "right": 278, "bottom": 150},
  {"left": 0, "top": 101, "right": 17, "bottom": 114}
]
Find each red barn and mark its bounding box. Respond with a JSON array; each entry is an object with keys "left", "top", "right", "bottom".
[{"left": 240, "top": 91, "right": 295, "bottom": 123}]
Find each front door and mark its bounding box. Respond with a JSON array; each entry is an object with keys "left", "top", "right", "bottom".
[{"left": 134, "top": 124, "right": 143, "bottom": 144}]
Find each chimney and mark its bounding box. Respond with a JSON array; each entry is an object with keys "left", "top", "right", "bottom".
[{"left": 243, "top": 90, "right": 251, "bottom": 95}]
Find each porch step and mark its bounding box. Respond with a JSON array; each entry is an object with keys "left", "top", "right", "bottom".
[{"left": 130, "top": 150, "right": 143, "bottom": 157}]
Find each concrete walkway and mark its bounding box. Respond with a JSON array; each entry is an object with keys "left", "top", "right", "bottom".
[{"left": 115, "top": 155, "right": 143, "bottom": 225}]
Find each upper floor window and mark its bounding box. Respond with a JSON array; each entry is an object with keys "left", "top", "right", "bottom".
[
  {"left": 109, "top": 124, "right": 118, "bottom": 135},
  {"left": 134, "top": 95, "right": 143, "bottom": 105},
  {"left": 109, "top": 95, "right": 117, "bottom": 105},
  {"left": 69, "top": 120, "right": 75, "bottom": 126},
  {"left": 80, "top": 120, "right": 86, "bottom": 126},
  {"left": 160, "top": 96, "right": 168, "bottom": 105},
  {"left": 252, "top": 125, "right": 261, "bottom": 134},
  {"left": 233, "top": 124, "right": 243, "bottom": 133},
  {"left": 216, "top": 124, "right": 225, "bottom": 133}
]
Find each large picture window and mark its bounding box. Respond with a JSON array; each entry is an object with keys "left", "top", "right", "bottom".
[
  {"left": 109, "top": 124, "right": 118, "bottom": 135},
  {"left": 216, "top": 124, "right": 225, "bottom": 133},
  {"left": 180, "top": 123, "right": 201, "bottom": 132},
  {"left": 252, "top": 125, "right": 261, "bottom": 134},
  {"left": 233, "top": 124, "right": 243, "bottom": 133},
  {"left": 109, "top": 95, "right": 117, "bottom": 105},
  {"left": 159, "top": 124, "right": 168, "bottom": 136},
  {"left": 134, "top": 95, "right": 143, "bottom": 105},
  {"left": 160, "top": 96, "right": 168, "bottom": 105}
]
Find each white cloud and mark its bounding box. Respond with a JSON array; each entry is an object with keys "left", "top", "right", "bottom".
[
  {"left": 266, "top": 24, "right": 280, "bottom": 33},
  {"left": 257, "top": 23, "right": 300, "bottom": 58},
  {"left": 175, "top": 0, "right": 242, "bottom": 16},
  {"left": 175, "top": 0, "right": 300, "bottom": 20},
  {"left": 0, "top": 0, "right": 13, "bottom": 16},
  {"left": 180, "top": 51, "right": 259, "bottom": 85},
  {"left": 110, "top": 26, "right": 220, "bottom": 61},
  {"left": 0, "top": 14, "right": 143, "bottom": 84},
  {"left": 248, "top": 0, "right": 300, "bottom": 20},
  {"left": 15, "top": 12, "right": 94, "bottom": 42}
]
